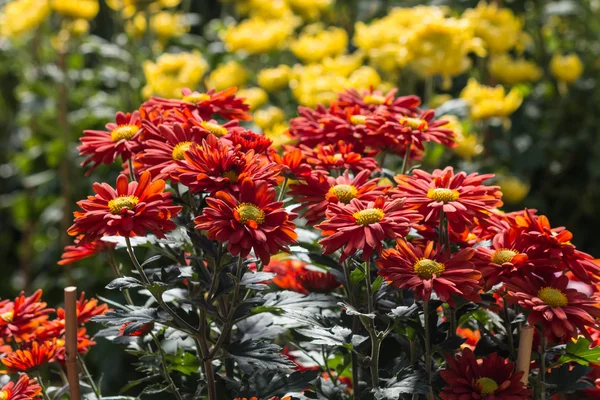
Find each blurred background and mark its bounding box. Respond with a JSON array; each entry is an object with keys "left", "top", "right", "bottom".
[{"left": 0, "top": 0, "right": 599, "bottom": 392}]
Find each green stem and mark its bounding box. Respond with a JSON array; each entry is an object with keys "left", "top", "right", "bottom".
[
  {"left": 363, "top": 260, "right": 380, "bottom": 388},
  {"left": 343, "top": 260, "right": 360, "bottom": 398},
  {"left": 107, "top": 248, "right": 134, "bottom": 305},
  {"left": 277, "top": 176, "right": 289, "bottom": 202},
  {"left": 424, "top": 299, "right": 434, "bottom": 399},
  {"left": 127, "top": 158, "right": 136, "bottom": 182},
  {"left": 150, "top": 332, "right": 184, "bottom": 400},
  {"left": 35, "top": 374, "right": 51, "bottom": 400},
  {"left": 503, "top": 302, "right": 515, "bottom": 360},
  {"left": 78, "top": 357, "right": 100, "bottom": 398},
  {"left": 196, "top": 310, "right": 217, "bottom": 400},
  {"left": 401, "top": 139, "right": 413, "bottom": 175}
]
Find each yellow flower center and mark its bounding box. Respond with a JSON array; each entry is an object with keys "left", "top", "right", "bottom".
[
  {"left": 491, "top": 249, "right": 517, "bottom": 264},
  {"left": 477, "top": 377, "right": 498, "bottom": 395},
  {"left": 353, "top": 208, "right": 385, "bottom": 226},
  {"left": 108, "top": 195, "right": 139, "bottom": 214},
  {"left": 413, "top": 258, "right": 445, "bottom": 279},
  {"left": 350, "top": 115, "right": 367, "bottom": 125},
  {"left": 328, "top": 184, "right": 358, "bottom": 204},
  {"left": 111, "top": 124, "right": 140, "bottom": 142},
  {"left": 399, "top": 117, "right": 429, "bottom": 131},
  {"left": 0, "top": 390, "right": 8, "bottom": 400},
  {"left": 0, "top": 310, "right": 14, "bottom": 323},
  {"left": 235, "top": 203, "right": 265, "bottom": 225},
  {"left": 427, "top": 188, "right": 460, "bottom": 203},
  {"left": 538, "top": 287, "right": 568, "bottom": 307},
  {"left": 172, "top": 141, "right": 193, "bottom": 160},
  {"left": 182, "top": 92, "right": 211, "bottom": 104},
  {"left": 57, "top": 339, "right": 65, "bottom": 347},
  {"left": 201, "top": 121, "right": 228, "bottom": 137},
  {"left": 363, "top": 94, "right": 386, "bottom": 105},
  {"left": 332, "top": 153, "right": 344, "bottom": 162},
  {"left": 223, "top": 170, "right": 239, "bottom": 182}
]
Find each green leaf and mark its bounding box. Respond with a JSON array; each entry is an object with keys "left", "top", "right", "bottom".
[
  {"left": 92, "top": 308, "right": 171, "bottom": 326},
  {"left": 167, "top": 350, "right": 200, "bottom": 376},
  {"left": 295, "top": 326, "right": 353, "bottom": 348},
  {"left": 350, "top": 268, "right": 365, "bottom": 287},
  {"left": 372, "top": 276, "right": 384, "bottom": 293},
  {"left": 556, "top": 337, "right": 600, "bottom": 366},
  {"left": 227, "top": 340, "right": 294, "bottom": 374},
  {"left": 106, "top": 277, "right": 143, "bottom": 291}
]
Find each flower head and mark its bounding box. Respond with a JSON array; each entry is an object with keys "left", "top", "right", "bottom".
[
  {"left": 264, "top": 259, "right": 340, "bottom": 294},
  {"left": 58, "top": 237, "right": 115, "bottom": 265},
  {"left": 229, "top": 130, "right": 273, "bottom": 154},
  {"left": 194, "top": 179, "right": 298, "bottom": 264},
  {"left": 1, "top": 339, "right": 58, "bottom": 372},
  {"left": 336, "top": 88, "right": 421, "bottom": 115},
  {"left": 0, "top": 290, "right": 53, "bottom": 343},
  {"left": 119, "top": 322, "right": 154, "bottom": 337},
  {"left": 141, "top": 52, "right": 207, "bottom": 99},
  {"left": 460, "top": 79, "right": 523, "bottom": 120},
  {"left": 550, "top": 53, "right": 583, "bottom": 83},
  {"left": 300, "top": 141, "right": 378, "bottom": 173},
  {"left": 78, "top": 111, "right": 143, "bottom": 174},
  {"left": 440, "top": 348, "right": 531, "bottom": 400},
  {"left": 0, "top": 374, "right": 42, "bottom": 400},
  {"left": 316, "top": 197, "right": 421, "bottom": 263},
  {"left": 377, "top": 240, "right": 482, "bottom": 305},
  {"left": 393, "top": 167, "right": 503, "bottom": 232},
  {"left": 67, "top": 171, "right": 182, "bottom": 242}
]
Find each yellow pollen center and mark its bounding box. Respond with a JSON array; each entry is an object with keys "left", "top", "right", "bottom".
[
  {"left": 0, "top": 390, "right": 8, "bottom": 400},
  {"left": 182, "top": 93, "right": 211, "bottom": 104},
  {"left": 427, "top": 188, "right": 460, "bottom": 203},
  {"left": 57, "top": 339, "right": 65, "bottom": 347},
  {"left": 353, "top": 208, "right": 385, "bottom": 226},
  {"left": 328, "top": 184, "right": 358, "bottom": 204},
  {"left": 223, "top": 170, "right": 238, "bottom": 182},
  {"left": 399, "top": 117, "right": 429, "bottom": 131},
  {"left": 201, "top": 121, "right": 228, "bottom": 137},
  {"left": 172, "top": 141, "right": 193, "bottom": 160},
  {"left": 363, "top": 94, "right": 386, "bottom": 105},
  {"left": 477, "top": 377, "right": 498, "bottom": 395},
  {"left": 111, "top": 124, "right": 140, "bottom": 142},
  {"left": 332, "top": 153, "right": 344, "bottom": 162},
  {"left": 413, "top": 258, "right": 445, "bottom": 279},
  {"left": 0, "top": 310, "right": 14, "bottom": 323},
  {"left": 350, "top": 115, "right": 367, "bottom": 125},
  {"left": 491, "top": 249, "right": 517, "bottom": 264},
  {"left": 236, "top": 203, "right": 265, "bottom": 225},
  {"left": 538, "top": 287, "right": 568, "bottom": 307},
  {"left": 108, "top": 195, "right": 139, "bottom": 214}
]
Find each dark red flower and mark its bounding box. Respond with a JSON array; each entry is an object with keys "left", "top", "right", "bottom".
[
  {"left": 336, "top": 88, "right": 422, "bottom": 115},
  {"left": 58, "top": 237, "right": 115, "bottom": 265},
  {"left": 119, "top": 322, "right": 154, "bottom": 337},
  {"left": 316, "top": 197, "right": 421, "bottom": 263},
  {"left": 289, "top": 169, "right": 388, "bottom": 226},
  {"left": 229, "top": 130, "right": 273, "bottom": 154},
  {"left": 176, "top": 135, "right": 282, "bottom": 194},
  {"left": 505, "top": 274, "right": 600, "bottom": 341},
  {"left": 194, "top": 178, "right": 298, "bottom": 264},
  {"left": 300, "top": 140, "right": 379, "bottom": 173},
  {"left": 67, "top": 171, "right": 182, "bottom": 242},
  {"left": 0, "top": 374, "right": 42, "bottom": 400},
  {"left": 392, "top": 167, "right": 503, "bottom": 232},
  {"left": 78, "top": 111, "right": 144, "bottom": 174},
  {"left": 0, "top": 290, "right": 53, "bottom": 343},
  {"left": 143, "top": 87, "right": 251, "bottom": 121},
  {"left": 377, "top": 240, "right": 482, "bottom": 305},
  {"left": 440, "top": 348, "right": 531, "bottom": 400},
  {"left": 288, "top": 105, "right": 335, "bottom": 147}
]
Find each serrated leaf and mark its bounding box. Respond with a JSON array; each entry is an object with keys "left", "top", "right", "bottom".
[
  {"left": 106, "top": 277, "right": 143, "bottom": 291},
  {"left": 338, "top": 302, "right": 375, "bottom": 319},
  {"left": 92, "top": 308, "right": 171, "bottom": 326},
  {"left": 388, "top": 304, "right": 419, "bottom": 319},
  {"left": 141, "top": 255, "right": 162, "bottom": 267},
  {"left": 374, "top": 368, "right": 429, "bottom": 399},
  {"left": 227, "top": 340, "right": 294, "bottom": 374},
  {"left": 296, "top": 326, "right": 352, "bottom": 347},
  {"left": 252, "top": 370, "right": 320, "bottom": 398},
  {"left": 556, "top": 337, "right": 600, "bottom": 366},
  {"left": 263, "top": 291, "right": 336, "bottom": 312},
  {"left": 240, "top": 271, "right": 275, "bottom": 290}
]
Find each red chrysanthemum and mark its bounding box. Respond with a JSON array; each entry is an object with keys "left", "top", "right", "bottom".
[
  {"left": 67, "top": 171, "right": 182, "bottom": 242},
  {"left": 316, "top": 197, "right": 421, "bottom": 263},
  {"left": 288, "top": 105, "right": 335, "bottom": 147},
  {"left": 58, "top": 237, "right": 116, "bottom": 266},
  {"left": 119, "top": 321, "right": 154, "bottom": 337},
  {"left": 336, "top": 88, "right": 422, "bottom": 115},
  {"left": 194, "top": 178, "right": 298, "bottom": 264},
  {"left": 229, "top": 130, "right": 273, "bottom": 154},
  {"left": 392, "top": 167, "right": 503, "bottom": 232},
  {"left": 78, "top": 111, "right": 144, "bottom": 174},
  {"left": 56, "top": 293, "right": 108, "bottom": 325},
  {"left": 176, "top": 135, "right": 282, "bottom": 194},
  {"left": 377, "top": 240, "right": 482, "bottom": 305},
  {"left": 0, "top": 290, "right": 53, "bottom": 342},
  {"left": 264, "top": 259, "right": 340, "bottom": 294},
  {"left": 300, "top": 141, "right": 379, "bottom": 173},
  {"left": 0, "top": 374, "right": 42, "bottom": 400},
  {"left": 505, "top": 274, "right": 600, "bottom": 341},
  {"left": 289, "top": 170, "right": 388, "bottom": 226},
  {"left": 440, "top": 348, "right": 531, "bottom": 400},
  {"left": 143, "top": 87, "right": 251, "bottom": 121},
  {"left": 1, "top": 339, "right": 58, "bottom": 372}
]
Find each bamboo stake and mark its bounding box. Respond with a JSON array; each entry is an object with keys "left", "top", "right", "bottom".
[
  {"left": 516, "top": 325, "right": 534, "bottom": 385},
  {"left": 64, "top": 286, "right": 81, "bottom": 400}
]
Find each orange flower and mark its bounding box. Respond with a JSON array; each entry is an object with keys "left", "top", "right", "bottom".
[
  {"left": 270, "top": 147, "right": 312, "bottom": 179},
  {"left": 456, "top": 327, "right": 481, "bottom": 350},
  {"left": 56, "top": 293, "right": 108, "bottom": 325},
  {"left": 58, "top": 237, "right": 115, "bottom": 265},
  {"left": 0, "top": 290, "right": 53, "bottom": 342},
  {"left": 1, "top": 340, "right": 58, "bottom": 372},
  {"left": 0, "top": 374, "right": 42, "bottom": 399},
  {"left": 229, "top": 130, "right": 273, "bottom": 154},
  {"left": 264, "top": 259, "right": 340, "bottom": 294},
  {"left": 300, "top": 140, "right": 379, "bottom": 173},
  {"left": 53, "top": 328, "right": 96, "bottom": 363},
  {"left": 67, "top": 171, "right": 182, "bottom": 242}
]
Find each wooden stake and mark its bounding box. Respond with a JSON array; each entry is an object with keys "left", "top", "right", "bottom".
[
  {"left": 516, "top": 325, "right": 534, "bottom": 385},
  {"left": 64, "top": 286, "right": 81, "bottom": 400}
]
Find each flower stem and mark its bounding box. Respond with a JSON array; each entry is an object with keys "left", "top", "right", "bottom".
[
  {"left": 423, "top": 299, "right": 434, "bottom": 399},
  {"left": 36, "top": 374, "right": 52, "bottom": 400},
  {"left": 503, "top": 301, "right": 516, "bottom": 360},
  {"left": 343, "top": 260, "right": 360, "bottom": 398},
  {"left": 277, "top": 176, "right": 289, "bottom": 202},
  {"left": 363, "top": 260, "right": 380, "bottom": 388},
  {"left": 127, "top": 158, "right": 136, "bottom": 182},
  {"left": 78, "top": 357, "right": 100, "bottom": 398},
  {"left": 150, "top": 332, "right": 184, "bottom": 400},
  {"left": 438, "top": 210, "right": 449, "bottom": 250},
  {"left": 107, "top": 247, "right": 134, "bottom": 306},
  {"left": 538, "top": 335, "right": 547, "bottom": 400},
  {"left": 401, "top": 139, "right": 413, "bottom": 175}
]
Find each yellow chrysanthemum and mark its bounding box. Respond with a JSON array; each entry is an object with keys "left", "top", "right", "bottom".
[
  {"left": 125, "top": 12, "right": 147, "bottom": 39},
  {"left": 289, "top": 63, "right": 347, "bottom": 107},
  {"left": 106, "top": 0, "right": 181, "bottom": 18},
  {"left": 460, "top": 79, "right": 523, "bottom": 120},
  {"left": 497, "top": 175, "right": 529, "bottom": 204},
  {"left": 320, "top": 52, "right": 364, "bottom": 77},
  {"left": 237, "top": 87, "right": 268, "bottom": 111},
  {"left": 550, "top": 53, "right": 583, "bottom": 84},
  {"left": 264, "top": 122, "right": 294, "bottom": 149},
  {"left": 205, "top": 61, "right": 249, "bottom": 92},
  {"left": 442, "top": 116, "right": 483, "bottom": 161},
  {"left": 347, "top": 66, "right": 381, "bottom": 90},
  {"left": 290, "top": 24, "right": 348, "bottom": 64},
  {"left": 151, "top": 12, "right": 190, "bottom": 41},
  {"left": 254, "top": 106, "right": 285, "bottom": 130},
  {"left": 288, "top": 0, "right": 332, "bottom": 20},
  {"left": 0, "top": 0, "right": 50, "bottom": 38},
  {"left": 235, "top": 0, "right": 291, "bottom": 19},
  {"left": 463, "top": 2, "right": 522, "bottom": 54},
  {"left": 142, "top": 51, "right": 208, "bottom": 99},
  {"left": 488, "top": 54, "right": 543, "bottom": 85},
  {"left": 222, "top": 15, "right": 299, "bottom": 54},
  {"left": 51, "top": 0, "right": 99, "bottom": 20},
  {"left": 257, "top": 65, "right": 291, "bottom": 92}
]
